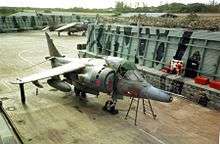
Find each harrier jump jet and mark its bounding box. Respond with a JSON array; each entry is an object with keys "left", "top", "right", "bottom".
[
  {"left": 55, "top": 22, "right": 88, "bottom": 36},
  {"left": 12, "top": 33, "right": 172, "bottom": 114}
]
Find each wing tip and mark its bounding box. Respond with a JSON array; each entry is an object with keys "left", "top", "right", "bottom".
[{"left": 10, "top": 78, "right": 24, "bottom": 84}]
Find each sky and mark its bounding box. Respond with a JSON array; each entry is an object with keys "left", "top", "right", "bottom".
[{"left": 0, "top": 0, "right": 217, "bottom": 9}]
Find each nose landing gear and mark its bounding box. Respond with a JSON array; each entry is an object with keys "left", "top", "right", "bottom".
[{"left": 102, "top": 100, "right": 119, "bottom": 115}]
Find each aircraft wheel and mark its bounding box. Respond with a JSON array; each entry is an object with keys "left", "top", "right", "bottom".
[
  {"left": 102, "top": 100, "right": 111, "bottom": 111},
  {"left": 79, "top": 91, "right": 87, "bottom": 102},
  {"left": 102, "top": 100, "right": 118, "bottom": 115},
  {"left": 82, "top": 31, "right": 86, "bottom": 36},
  {"left": 80, "top": 92, "right": 86, "bottom": 98},
  {"left": 109, "top": 106, "right": 119, "bottom": 115},
  {"left": 74, "top": 87, "right": 80, "bottom": 97},
  {"left": 68, "top": 31, "right": 71, "bottom": 36}
]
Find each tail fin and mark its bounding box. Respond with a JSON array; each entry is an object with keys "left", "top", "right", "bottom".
[{"left": 45, "top": 32, "right": 62, "bottom": 57}]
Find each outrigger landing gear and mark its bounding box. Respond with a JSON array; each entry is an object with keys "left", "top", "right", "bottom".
[
  {"left": 19, "top": 83, "right": 26, "bottom": 104},
  {"left": 102, "top": 100, "right": 118, "bottom": 115}
]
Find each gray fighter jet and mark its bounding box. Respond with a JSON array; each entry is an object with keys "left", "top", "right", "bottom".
[
  {"left": 55, "top": 22, "right": 88, "bottom": 36},
  {"left": 12, "top": 33, "right": 173, "bottom": 114},
  {"left": 42, "top": 23, "right": 65, "bottom": 31}
]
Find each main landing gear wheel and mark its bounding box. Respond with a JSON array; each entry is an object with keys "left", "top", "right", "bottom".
[
  {"left": 102, "top": 100, "right": 119, "bottom": 115},
  {"left": 82, "top": 31, "right": 86, "bottom": 36},
  {"left": 80, "top": 91, "right": 87, "bottom": 101},
  {"left": 67, "top": 31, "right": 71, "bottom": 36},
  {"left": 74, "top": 87, "right": 87, "bottom": 102},
  {"left": 74, "top": 87, "right": 81, "bottom": 97}
]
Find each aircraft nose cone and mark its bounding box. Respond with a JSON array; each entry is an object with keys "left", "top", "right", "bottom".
[{"left": 141, "top": 85, "right": 173, "bottom": 103}]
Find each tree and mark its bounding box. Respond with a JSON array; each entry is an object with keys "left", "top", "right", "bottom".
[
  {"left": 186, "top": 3, "right": 208, "bottom": 13},
  {"left": 115, "top": 1, "right": 132, "bottom": 13},
  {"left": 158, "top": 3, "right": 186, "bottom": 13}
]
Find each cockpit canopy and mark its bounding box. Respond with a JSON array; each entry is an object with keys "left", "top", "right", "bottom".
[
  {"left": 104, "top": 56, "right": 145, "bottom": 81},
  {"left": 118, "top": 61, "right": 137, "bottom": 76},
  {"left": 118, "top": 61, "right": 145, "bottom": 82}
]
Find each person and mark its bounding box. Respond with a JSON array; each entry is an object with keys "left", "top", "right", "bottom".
[
  {"left": 170, "top": 59, "right": 177, "bottom": 73},
  {"left": 185, "top": 51, "right": 200, "bottom": 78},
  {"left": 170, "top": 58, "right": 184, "bottom": 75},
  {"left": 175, "top": 61, "right": 184, "bottom": 76},
  {"left": 173, "top": 26, "right": 193, "bottom": 60}
]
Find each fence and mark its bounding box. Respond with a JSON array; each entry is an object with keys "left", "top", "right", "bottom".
[{"left": 86, "top": 24, "right": 220, "bottom": 80}]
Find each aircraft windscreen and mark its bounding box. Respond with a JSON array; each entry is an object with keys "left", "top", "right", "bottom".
[{"left": 120, "top": 61, "right": 137, "bottom": 71}]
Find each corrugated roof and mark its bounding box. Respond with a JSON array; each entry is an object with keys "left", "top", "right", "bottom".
[
  {"left": 121, "top": 13, "right": 176, "bottom": 18},
  {"left": 10, "top": 12, "right": 37, "bottom": 16},
  {"left": 9, "top": 12, "right": 74, "bottom": 17}
]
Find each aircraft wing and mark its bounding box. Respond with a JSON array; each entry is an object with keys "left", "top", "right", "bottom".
[
  {"left": 55, "top": 22, "right": 77, "bottom": 31},
  {"left": 13, "top": 62, "right": 85, "bottom": 84},
  {"left": 42, "top": 26, "right": 50, "bottom": 31}
]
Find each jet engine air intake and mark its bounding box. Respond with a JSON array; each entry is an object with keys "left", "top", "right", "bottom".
[{"left": 81, "top": 66, "right": 115, "bottom": 93}]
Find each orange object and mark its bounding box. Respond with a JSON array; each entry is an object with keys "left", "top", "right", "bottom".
[
  {"left": 194, "top": 76, "right": 209, "bottom": 85},
  {"left": 160, "top": 66, "right": 171, "bottom": 73},
  {"left": 209, "top": 80, "right": 220, "bottom": 90}
]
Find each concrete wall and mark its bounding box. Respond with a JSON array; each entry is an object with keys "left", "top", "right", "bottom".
[
  {"left": 81, "top": 23, "right": 220, "bottom": 109},
  {"left": 139, "top": 66, "right": 220, "bottom": 110}
]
